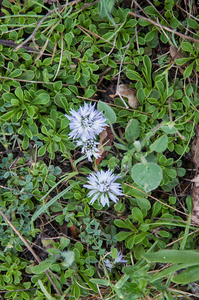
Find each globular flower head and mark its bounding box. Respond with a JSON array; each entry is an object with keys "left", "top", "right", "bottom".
[
  {"left": 65, "top": 102, "right": 107, "bottom": 140},
  {"left": 76, "top": 138, "right": 101, "bottom": 162},
  {"left": 83, "top": 169, "right": 123, "bottom": 207},
  {"left": 104, "top": 251, "right": 127, "bottom": 271}
]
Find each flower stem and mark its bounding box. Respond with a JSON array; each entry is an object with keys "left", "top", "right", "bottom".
[{"left": 109, "top": 123, "right": 127, "bottom": 146}]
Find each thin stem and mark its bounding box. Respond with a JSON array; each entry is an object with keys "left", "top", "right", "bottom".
[
  {"left": 141, "top": 122, "right": 163, "bottom": 147},
  {"left": 109, "top": 123, "right": 127, "bottom": 146}
]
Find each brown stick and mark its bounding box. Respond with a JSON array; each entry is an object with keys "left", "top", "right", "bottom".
[
  {"left": 128, "top": 11, "right": 199, "bottom": 44},
  {"left": 13, "top": 0, "right": 82, "bottom": 52}
]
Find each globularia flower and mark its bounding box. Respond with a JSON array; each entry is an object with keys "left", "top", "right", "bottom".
[
  {"left": 83, "top": 169, "right": 123, "bottom": 207},
  {"left": 66, "top": 102, "right": 107, "bottom": 140},
  {"left": 104, "top": 251, "right": 127, "bottom": 271},
  {"left": 76, "top": 138, "right": 101, "bottom": 162}
]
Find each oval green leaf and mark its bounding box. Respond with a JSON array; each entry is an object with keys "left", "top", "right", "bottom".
[
  {"left": 32, "top": 93, "right": 50, "bottom": 105},
  {"left": 125, "top": 119, "right": 140, "bottom": 142},
  {"left": 131, "top": 162, "right": 163, "bottom": 193},
  {"left": 97, "top": 100, "right": 116, "bottom": 124},
  {"left": 150, "top": 135, "right": 168, "bottom": 153}
]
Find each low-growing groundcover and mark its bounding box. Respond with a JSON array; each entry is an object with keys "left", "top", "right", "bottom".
[{"left": 0, "top": 0, "right": 199, "bottom": 299}]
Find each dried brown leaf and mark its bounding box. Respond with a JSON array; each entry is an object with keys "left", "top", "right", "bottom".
[
  {"left": 170, "top": 46, "right": 187, "bottom": 68},
  {"left": 94, "top": 126, "right": 114, "bottom": 171},
  {"left": 191, "top": 174, "right": 199, "bottom": 183},
  {"left": 41, "top": 233, "right": 55, "bottom": 249},
  {"left": 191, "top": 182, "right": 199, "bottom": 224},
  {"left": 191, "top": 125, "right": 199, "bottom": 224},
  {"left": 116, "top": 84, "right": 140, "bottom": 108},
  {"left": 44, "top": 0, "right": 57, "bottom": 4}
]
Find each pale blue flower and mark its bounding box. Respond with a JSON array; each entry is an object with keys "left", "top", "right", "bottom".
[
  {"left": 76, "top": 138, "right": 101, "bottom": 162},
  {"left": 104, "top": 251, "right": 127, "bottom": 271},
  {"left": 65, "top": 102, "right": 107, "bottom": 140},
  {"left": 84, "top": 169, "right": 123, "bottom": 207}
]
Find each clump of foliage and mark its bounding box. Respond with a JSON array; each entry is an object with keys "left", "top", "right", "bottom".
[{"left": 0, "top": 0, "right": 199, "bottom": 299}]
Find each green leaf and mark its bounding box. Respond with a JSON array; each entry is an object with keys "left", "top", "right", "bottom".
[
  {"left": 32, "top": 180, "right": 79, "bottom": 221},
  {"left": 61, "top": 251, "right": 75, "bottom": 267},
  {"left": 143, "top": 250, "right": 199, "bottom": 265},
  {"left": 60, "top": 237, "right": 70, "bottom": 250},
  {"left": 131, "top": 163, "right": 163, "bottom": 193},
  {"left": 27, "top": 106, "right": 35, "bottom": 117},
  {"left": 90, "top": 278, "right": 110, "bottom": 286},
  {"left": 174, "top": 144, "right": 184, "bottom": 155},
  {"left": 15, "top": 87, "right": 23, "bottom": 101},
  {"left": 143, "top": 55, "right": 152, "bottom": 77},
  {"left": 173, "top": 265, "right": 199, "bottom": 284},
  {"left": 18, "top": 70, "right": 35, "bottom": 80},
  {"left": 115, "top": 274, "right": 130, "bottom": 289},
  {"left": 9, "top": 69, "right": 22, "bottom": 78},
  {"left": 22, "top": 135, "right": 29, "bottom": 150},
  {"left": 38, "top": 144, "right": 47, "bottom": 157},
  {"left": 38, "top": 280, "right": 56, "bottom": 300},
  {"left": 145, "top": 30, "right": 156, "bottom": 42},
  {"left": 53, "top": 81, "right": 62, "bottom": 90},
  {"left": 125, "top": 119, "right": 140, "bottom": 142},
  {"left": 161, "top": 123, "right": 177, "bottom": 134},
  {"left": 1, "top": 110, "right": 16, "bottom": 121},
  {"left": 183, "top": 61, "right": 195, "bottom": 78},
  {"left": 32, "top": 93, "right": 50, "bottom": 105},
  {"left": 84, "top": 88, "right": 95, "bottom": 98},
  {"left": 71, "top": 280, "right": 81, "bottom": 299},
  {"left": 116, "top": 231, "right": 133, "bottom": 241},
  {"left": 175, "top": 57, "right": 193, "bottom": 65},
  {"left": 136, "top": 197, "right": 151, "bottom": 210},
  {"left": 126, "top": 70, "right": 144, "bottom": 82},
  {"left": 97, "top": 100, "right": 116, "bottom": 124},
  {"left": 181, "top": 42, "right": 194, "bottom": 53},
  {"left": 150, "top": 135, "right": 168, "bottom": 153},
  {"left": 81, "top": 273, "right": 98, "bottom": 292},
  {"left": 32, "top": 257, "right": 55, "bottom": 274},
  {"left": 131, "top": 207, "right": 143, "bottom": 223},
  {"left": 188, "top": 18, "right": 199, "bottom": 29},
  {"left": 134, "top": 232, "right": 146, "bottom": 244},
  {"left": 114, "top": 219, "right": 132, "bottom": 229}
]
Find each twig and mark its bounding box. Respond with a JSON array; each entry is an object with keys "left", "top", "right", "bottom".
[
  {"left": 128, "top": 11, "right": 199, "bottom": 43},
  {"left": 0, "top": 209, "right": 62, "bottom": 297},
  {"left": 124, "top": 183, "right": 188, "bottom": 217},
  {"left": 32, "top": 31, "right": 52, "bottom": 67},
  {"left": 51, "top": 31, "right": 59, "bottom": 64},
  {"left": 0, "top": 76, "right": 106, "bottom": 92},
  {"left": 77, "top": 25, "right": 113, "bottom": 45},
  {"left": 176, "top": 4, "right": 199, "bottom": 22},
  {"left": 0, "top": 39, "right": 36, "bottom": 51},
  {"left": 78, "top": 0, "right": 100, "bottom": 10},
  {"left": 13, "top": 0, "right": 81, "bottom": 52},
  {"left": 0, "top": 185, "right": 42, "bottom": 197},
  {"left": 53, "top": 32, "right": 63, "bottom": 81},
  {"left": 76, "top": 96, "right": 151, "bottom": 115},
  {"left": 94, "top": 22, "right": 117, "bottom": 63}
]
